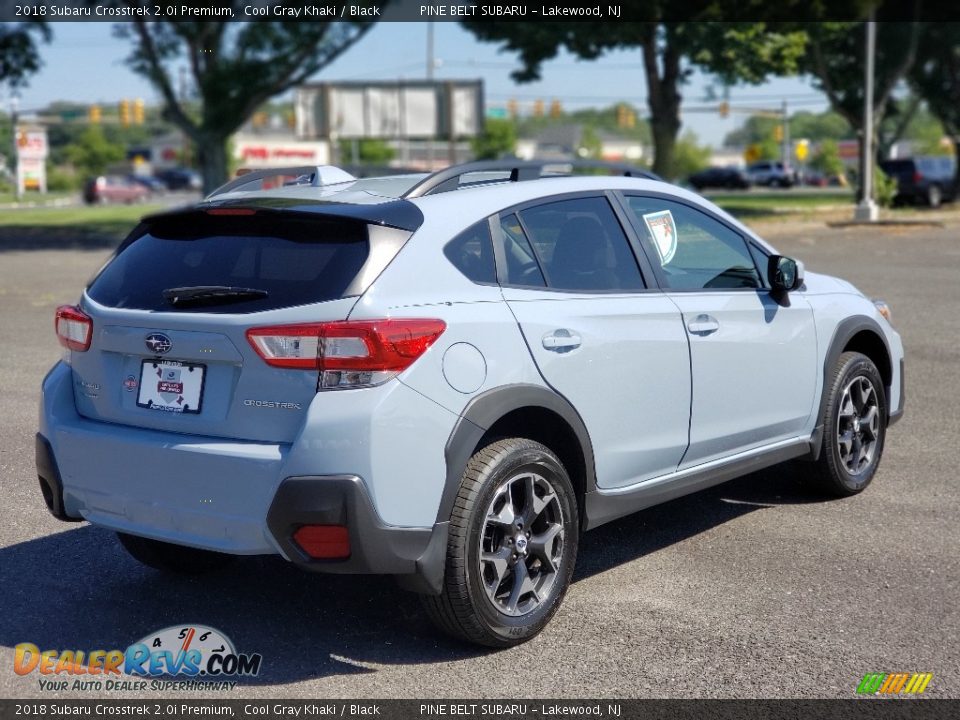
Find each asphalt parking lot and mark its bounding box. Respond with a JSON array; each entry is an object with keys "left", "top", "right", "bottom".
[{"left": 0, "top": 218, "right": 957, "bottom": 699}]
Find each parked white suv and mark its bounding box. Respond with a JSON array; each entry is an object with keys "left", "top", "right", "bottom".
[{"left": 39, "top": 161, "right": 904, "bottom": 647}]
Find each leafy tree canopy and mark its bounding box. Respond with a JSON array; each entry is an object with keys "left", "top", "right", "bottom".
[{"left": 112, "top": 8, "right": 379, "bottom": 191}]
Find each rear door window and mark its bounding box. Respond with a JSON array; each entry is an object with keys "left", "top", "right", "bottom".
[
  {"left": 515, "top": 196, "right": 645, "bottom": 292},
  {"left": 87, "top": 213, "right": 370, "bottom": 313}
]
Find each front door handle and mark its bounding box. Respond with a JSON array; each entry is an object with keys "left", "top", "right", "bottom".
[
  {"left": 542, "top": 329, "right": 582, "bottom": 351},
  {"left": 687, "top": 314, "right": 720, "bottom": 336}
]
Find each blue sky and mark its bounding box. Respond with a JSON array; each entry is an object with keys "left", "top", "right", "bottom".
[{"left": 16, "top": 22, "right": 830, "bottom": 147}]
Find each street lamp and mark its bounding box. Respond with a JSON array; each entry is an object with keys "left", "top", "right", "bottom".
[
  {"left": 854, "top": 15, "right": 879, "bottom": 222},
  {"left": 10, "top": 93, "right": 21, "bottom": 201}
]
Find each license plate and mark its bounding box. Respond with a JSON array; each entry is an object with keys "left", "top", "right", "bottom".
[{"left": 136, "top": 360, "right": 205, "bottom": 414}]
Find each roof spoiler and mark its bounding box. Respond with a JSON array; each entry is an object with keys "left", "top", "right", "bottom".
[{"left": 207, "top": 165, "right": 357, "bottom": 199}]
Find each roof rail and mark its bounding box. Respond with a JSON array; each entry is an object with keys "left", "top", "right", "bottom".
[
  {"left": 401, "top": 159, "right": 661, "bottom": 199},
  {"left": 207, "top": 165, "right": 357, "bottom": 199}
]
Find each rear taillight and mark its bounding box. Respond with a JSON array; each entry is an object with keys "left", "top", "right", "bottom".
[
  {"left": 55, "top": 305, "right": 92, "bottom": 352},
  {"left": 914, "top": 170, "right": 923, "bottom": 183},
  {"left": 246, "top": 318, "right": 446, "bottom": 390}
]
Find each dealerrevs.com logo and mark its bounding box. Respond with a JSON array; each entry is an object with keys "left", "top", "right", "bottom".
[{"left": 14, "top": 625, "right": 262, "bottom": 692}]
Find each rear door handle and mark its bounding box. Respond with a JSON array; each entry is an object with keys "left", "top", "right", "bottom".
[
  {"left": 542, "top": 329, "right": 582, "bottom": 351},
  {"left": 687, "top": 314, "right": 720, "bottom": 336}
]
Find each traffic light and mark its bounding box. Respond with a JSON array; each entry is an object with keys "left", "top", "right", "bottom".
[
  {"left": 507, "top": 98, "right": 518, "bottom": 119},
  {"left": 533, "top": 99, "right": 544, "bottom": 118},
  {"left": 549, "top": 99, "right": 562, "bottom": 119},
  {"left": 119, "top": 99, "right": 130, "bottom": 127},
  {"left": 774, "top": 124, "right": 784, "bottom": 142},
  {"left": 88, "top": 105, "right": 101, "bottom": 124},
  {"left": 719, "top": 101, "right": 730, "bottom": 119},
  {"left": 133, "top": 99, "right": 145, "bottom": 125},
  {"left": 616, "top": 104, "right": 627, "bottom": 128}
]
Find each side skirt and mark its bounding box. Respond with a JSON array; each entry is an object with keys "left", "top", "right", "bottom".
[{"left": 582, "top": 437, "right": 812, "bottom": 531}]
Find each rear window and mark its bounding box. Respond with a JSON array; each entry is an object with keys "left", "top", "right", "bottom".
[{"left": 87, "top": 214, "right": 369, "bottom": 313}]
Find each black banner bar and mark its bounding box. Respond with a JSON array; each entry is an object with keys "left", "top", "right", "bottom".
[
  {"left": 0, "top": 700, "right": 958, "bottom": 720},
  {"left": 2, "top": 0, "right": 960, "bottom": 23}
]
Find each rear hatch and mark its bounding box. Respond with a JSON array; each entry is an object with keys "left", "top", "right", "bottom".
[{"left": 70, "top": 206, "right": 409, "bottom": 443}]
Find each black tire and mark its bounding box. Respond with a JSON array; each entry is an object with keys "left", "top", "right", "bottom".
[
  {"left": 808, "top": 352, "right": 887, "bottom": 497},
  {"left": 117, "top": 532, "right": 235, "bottom": 575},
  {"left": 422, "top": 438, "right": 579, "bottom": 648}
]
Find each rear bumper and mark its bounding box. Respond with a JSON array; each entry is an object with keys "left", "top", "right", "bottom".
[
  {"left": 266, "top": 476, "right": 447, "bottom": 594},
  {"left": 38, "top": 361, "right": 450, "bottom": 593},
  {"left": 36, "top": 426, "right": 448, "bottom": 593},
  {"left": 36, "top": 434, "right": 83, "bottom": 522}
]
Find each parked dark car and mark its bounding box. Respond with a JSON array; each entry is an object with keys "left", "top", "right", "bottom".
[
  {"left": 879, "top": 156, "right": 956, "bottom": 208},
  {"left": 155, "top": 168, "right": 202, "bottom": 191},
  {"left": 83, "top": 175, "right": 150, "bottom": 205},
  {"left": 688, "top": 166, "right": 751, "bottom": 190}
]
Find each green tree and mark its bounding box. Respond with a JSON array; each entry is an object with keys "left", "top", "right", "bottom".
[
  {"left": 801, "top": 19, "right": 922, "bottom": 198},
  {"left": 0, "top": 22, "right": 49, "bottom": 90},
  {"left": 64, "top": 126, "right": 125, "bottom": 178},
  {"left": 809, "top": 139, "right": 846, "bottom": 179},
  {"left": 462, "top": 17, "right": 807, "bottom": 178},
  {"left": 673, "top": 130, "right": 712, "bottom": 179},
  {"left": 471, "top": 118, "right": 517, "bottom": 160},
  {"left": 113, "top": 9, "right": 378, "bottom": 193},
  {"left": 789, "top": 110, "right": 853, "bottom": 142},
  {"left": 910, "top": 24, "right": 960, "bottom": 192},
  {"left": 340, "top": 138, "right": 397, "bottom": 164}
]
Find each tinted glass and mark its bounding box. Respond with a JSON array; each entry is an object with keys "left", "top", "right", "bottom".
[
  {"left": 625, "top": 196, "right": 761, "bottom": 290},
  {"left": 518, "top": 197, "right": 644, "bottom": 291},
  {"left": 499, "top": 213, "right": 546, "bottom": 287},
  {"left": 443, "top": 220, "right": 496, "bottom": 284},
  {"left": 88, "top": 214, "right": 369, "bottom": 313}
]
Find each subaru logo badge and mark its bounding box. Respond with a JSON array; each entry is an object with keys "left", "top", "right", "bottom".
[{"left": 145, "top": 333, "right": 172, "bottom": 355}]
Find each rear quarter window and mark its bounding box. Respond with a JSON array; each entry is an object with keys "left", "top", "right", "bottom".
[
  {"left": 87, "top": 213, "right": 370, "bottom": 313},
  {"left": 443, "top": 220, "right": 497, "bottom": 284}
]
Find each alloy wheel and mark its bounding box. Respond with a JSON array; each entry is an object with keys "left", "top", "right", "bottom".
[
  {"left": 836, "top": 375, "right": 881, "bottom": 475},
  {"left": 478, "top": 471, "right": 565, "bottom": 617}
]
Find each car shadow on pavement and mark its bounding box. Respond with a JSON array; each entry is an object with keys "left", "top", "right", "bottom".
[{"left": 0, "top": 461, "right": 829, "bottom": 684}]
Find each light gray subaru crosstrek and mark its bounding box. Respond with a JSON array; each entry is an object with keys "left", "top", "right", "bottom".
[{"left": 39, "top": 161, "right": 904, "bottom": 647}]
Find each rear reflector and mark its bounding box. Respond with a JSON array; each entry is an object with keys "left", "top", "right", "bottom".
[
  {"left": 55, "top": 305, "right": 92, "bottom": 352},
  {"left": 246, "top": 318, "right": 446, "bottom": 389},
  {"left": 293, "top": 525, "right": 350, "bottom": 559}
]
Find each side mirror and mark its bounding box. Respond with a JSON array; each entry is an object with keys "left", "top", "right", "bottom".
[{"left": 768, "top": 255, "right": 804, "bottom": 292}]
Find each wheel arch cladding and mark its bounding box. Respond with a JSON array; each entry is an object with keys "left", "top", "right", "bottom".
[
  {"left": 440, "top": 384, "right": 596, "bottom": 528},
  {"left": 812, "top": 316, "right": 893, "bottom": 460}
]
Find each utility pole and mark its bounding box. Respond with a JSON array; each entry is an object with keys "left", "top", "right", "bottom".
[
  {"left": 426, "top": 23, "right": 435, "bottom": 81},
  {"left": 781, "top": 99, "right": 790, "bottom": 179},
  {"left": 11, "top": 93, "right": 20, "bottom": 201},
  {"left": 427, "top": 23, "right": 436, "bottom": 169},
  {"left": 855, "top": 15, "right": 879, "bottom": 222}
]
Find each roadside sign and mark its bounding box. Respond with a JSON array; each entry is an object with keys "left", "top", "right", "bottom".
[{"left": 15, "top": 126, "right": 48, "bottom": 194}]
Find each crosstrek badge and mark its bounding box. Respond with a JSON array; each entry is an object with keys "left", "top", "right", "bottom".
[{"left": 642, "top": 209, "right": 678, "bottom": 264}]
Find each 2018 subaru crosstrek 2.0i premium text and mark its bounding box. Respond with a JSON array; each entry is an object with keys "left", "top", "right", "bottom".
[{"left": 38, "top": 162, "right": 904, "bottom": 647}]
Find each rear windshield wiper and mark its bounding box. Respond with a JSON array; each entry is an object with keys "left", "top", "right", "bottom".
[{"left": 163, "top": 286, "right": 269, "bottom": 308}]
